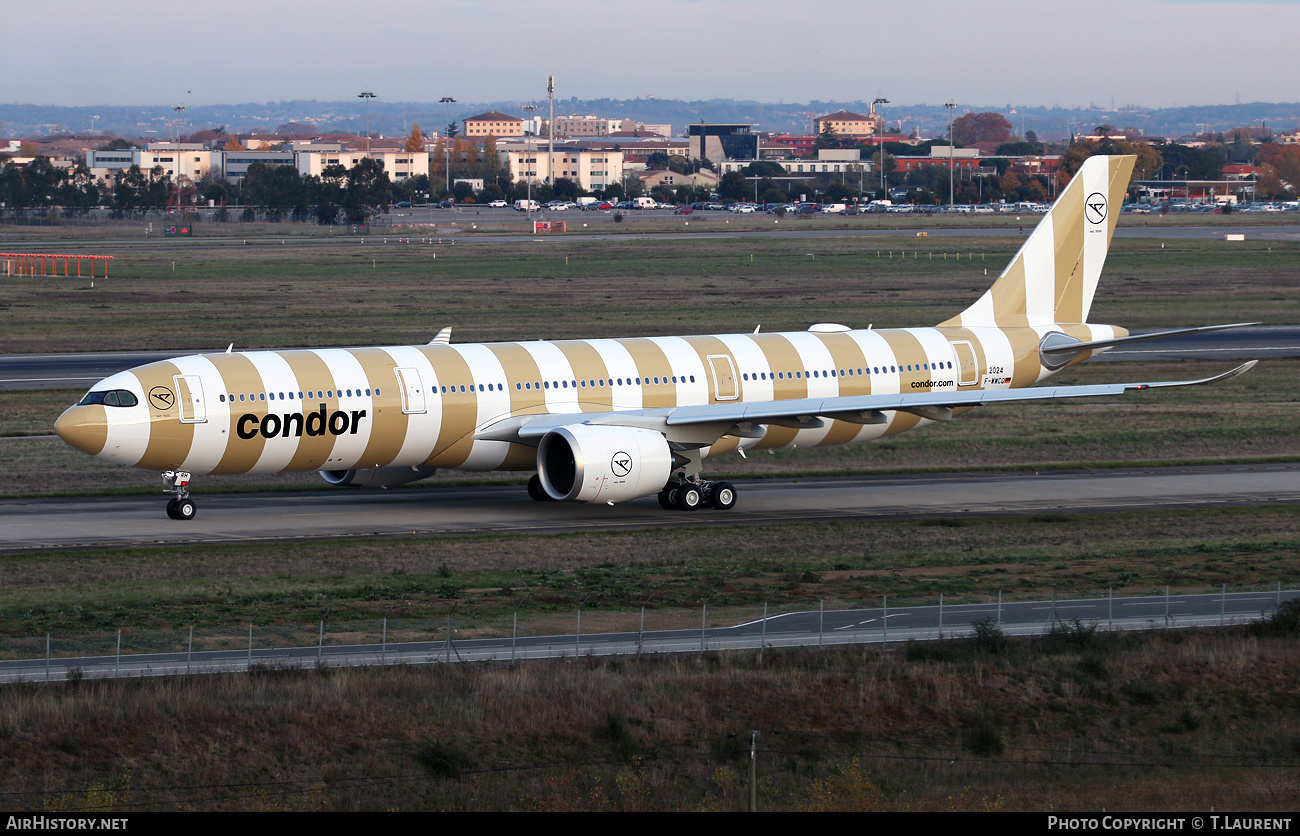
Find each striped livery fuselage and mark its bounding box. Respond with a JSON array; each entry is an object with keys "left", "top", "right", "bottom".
[{"left": 57, "top": 320, "right": 1119, "bottom": 476}]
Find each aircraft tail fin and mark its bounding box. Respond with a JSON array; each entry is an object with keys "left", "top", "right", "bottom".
[{"left": 940, "top": 153, "right": 1135, "bottom": 329}]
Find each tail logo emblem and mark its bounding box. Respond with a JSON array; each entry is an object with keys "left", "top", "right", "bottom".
[
  {"left": 611, "top": 453, "right": 633, "bottom": 477},
  {"left": 1085, "top": 193, "right": 1108, "bottom": 225}
]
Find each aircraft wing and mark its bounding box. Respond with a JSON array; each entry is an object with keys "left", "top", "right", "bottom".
[{"left": 475, "top": 361, "right": 1256, "bottom": 446}]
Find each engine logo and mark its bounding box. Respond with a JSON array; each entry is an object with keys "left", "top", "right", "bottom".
[{"left": 611, "top": 452, "right": 633, "bottom": 477}]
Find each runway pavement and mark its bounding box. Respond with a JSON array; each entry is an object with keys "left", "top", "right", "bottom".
[{"left": 2, "top": 463, "right": 1297, "bottom": 552}]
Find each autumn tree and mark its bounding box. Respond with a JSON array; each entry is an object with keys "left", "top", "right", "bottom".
[
  {"left": 1056, "top": 139, "right": 1163, "bottom": 189},
  {"left": 224, "top": 135, "right": 245, "bottom": 152},
  {"left": 1255, "top": 143, "right": 1300, "bottom": 198},
  {"left": 404, "top": 123, "right": 426, "bottom": 152},
  {"left": 950, "top": 112, "right": 1013, "bottom": 146}
]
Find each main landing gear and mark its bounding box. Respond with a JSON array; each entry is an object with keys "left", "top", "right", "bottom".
[
  {"left": 527, "top": 473, "right": 554, "bottom": 502},
  {"left": 162, "top": 470, "right": 196, "bottom": 520},
  {"left": 657, "top": 479, "right": 738, "bottom": 512}
]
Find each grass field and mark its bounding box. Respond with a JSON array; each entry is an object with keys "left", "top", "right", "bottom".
[{"left": 1, "top": 233, "right": 1298, "bottom": 353}]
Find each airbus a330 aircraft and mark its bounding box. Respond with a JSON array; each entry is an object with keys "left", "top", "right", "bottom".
[{"left": 55, "top": 154, "right": 1255, "bottom": 520}]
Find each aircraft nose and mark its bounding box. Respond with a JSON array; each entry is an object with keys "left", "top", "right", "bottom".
[{"left": 55, "top": 405, "right": 109, "bottom": 456}]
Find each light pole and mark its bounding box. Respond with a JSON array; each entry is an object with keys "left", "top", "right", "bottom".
[
  {"left": 171, "top": 104, "right": 185, "bottom": 145},
  {"left": 944, "top": 102, "right": 957, "bottom": 206},
  {"left": 522, "top": 103, "right": 538, "bottom": 212},
  {"left": 358, "top": 91, "right": 376, "bottom": 158},
  {"left": 441, "top": 96, "right": 456, "bottom": 194},
  {"left": 873, "top": 98, "right": 888, "bottom": 197}
]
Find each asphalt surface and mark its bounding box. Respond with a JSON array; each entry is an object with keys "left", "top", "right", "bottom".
[{"left": 3, "top": 463, "right": 1297, "bottom": 552}]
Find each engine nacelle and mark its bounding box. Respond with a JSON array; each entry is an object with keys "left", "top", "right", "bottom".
[
  {"left": 321, "top": 466, "right": 438, "bottom": 489},
  {"left": 537, "top": 425, "right": 672, "bottom": 503}
]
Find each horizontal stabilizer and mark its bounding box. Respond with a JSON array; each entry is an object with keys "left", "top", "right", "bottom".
[{"left": 1041, "top": 322, "right": 1259, "bottom": 367}]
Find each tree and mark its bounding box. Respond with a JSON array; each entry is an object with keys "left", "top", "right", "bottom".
[
  {"left": 404, "top": 124, "right": 426, "bottom": 152},
  {"left": 445, "top": 122, "right": 460, "bottom": 139},
  {"left": 950, "top": 112, "right": 1013, "bottom": 146},
  {"left": 1056, "top": 139, "right": 1163, "bottom": 189},
  {"left": 224, "top": 135, "right": 245, "bottom": 152},
  {"left": 740, "top": 160, "right": 786, "bottom": 177},
  {"left": 996, "top": 140, "right": 1044, "bottom": 157},
  {"left": 343, "top": 157, "right": 391, "bottom": 222},
  {"left": 551, "top": 177, "right": 580, "bottom": 200},
  {"left": 815, "top": 123, "right": 841, "bottom": 150},
  {"left": 718, "top": 171, "right": 748, "bottom": 202},
  {"left": 99, "top": 137, "right": 136, "bottom": 151},
  {"left": 870, "top": 150, "right": 898, "bottom": 187}
]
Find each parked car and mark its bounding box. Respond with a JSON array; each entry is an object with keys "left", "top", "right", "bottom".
[{"left": 487, "top": 199, "right": 508, "bottom": 208}]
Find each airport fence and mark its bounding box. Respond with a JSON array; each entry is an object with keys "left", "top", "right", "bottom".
[{"left": 1, "top": 582, "right": 1296, "bottom": 683}]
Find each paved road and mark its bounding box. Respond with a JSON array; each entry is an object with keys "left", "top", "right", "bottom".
[
  {"left": 3, "top": 327, "right": 1295, "bottom": 391},
  {"left": 3, "top": 463, "right": 1297, "bottom": 552},
  {"left": 5, "top": 220, "right": 1299, "bottom": 250},
  {"left": 3, "top": 588, "right": 1292, "bottom": 682}
]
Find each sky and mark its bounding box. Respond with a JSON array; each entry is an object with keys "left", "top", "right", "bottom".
[{"left": 10, "top": 0, "right": 1299, "bottom": 109}]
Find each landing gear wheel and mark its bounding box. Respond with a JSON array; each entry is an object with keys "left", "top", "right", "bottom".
[
  {"left": 709, "top": 481, "right": 737, "bottom": 511},
  {"left": 173, "top": 498, "right": 196, "bottom": 521},
  {"left": 675, "top": 483, "right": 703, "bottom": 511},
  {"left": 165, "top": 497, "right": 180, "bottom": 519},
  {"left": 527, "top": 473, "right": 552, "bottom": 501},
  {"left": 658, "top": 484, "right": 678, "bottom": 510}
]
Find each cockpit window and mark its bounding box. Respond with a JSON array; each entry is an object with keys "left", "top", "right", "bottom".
[{"left": 78, "top": 389, "right": 138, "bottom": 407}]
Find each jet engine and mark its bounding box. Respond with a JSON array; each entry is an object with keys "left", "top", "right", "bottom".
[
  {"left": 321, "top": 466, "right": 438, "bottom": 489},
  {"left": 536, "top": 425, "right": 672, "bottom": 503}
]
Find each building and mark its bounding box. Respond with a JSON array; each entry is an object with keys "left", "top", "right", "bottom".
[
  {"left": 463, "top": 111, "right": 524, "bottom": 138},
  {"left": 717, "top": 149, "right": 865, "bottom": 177},
  {"left": 552, "top": 115, "right": 624, "bottom": 138},
  {"left": 86, "top": 143, "right": 218, "bottom": 183},
  {"left": 498, "top": 143, "right": 624, "bottom": 191},
  {"left": 293, "top": 143, "right": 431, "bottom": 182},
  {"left": 813, "top": 110, "right": 880, "bottom": 138},
  {"left": 893, "top": 147, "right": 982, "bottom": 175},
  {"left": 768, "top": 134, "right": 817, "bottom": 156},
  {"left": 637, "top": 169, "right": 719, "bottom": 192},
  {"left": 222, "top": 150, "right": 296, "bottom": 183},
  {"left": 688, "top": 124, "right": 758, "bottom": 164}
]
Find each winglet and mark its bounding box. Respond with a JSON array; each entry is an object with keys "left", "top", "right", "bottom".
[
  {"left": 428, "top": 327, "right": 453, "bottom": 345},
  {"left": 1137, "top": 360, "right": 1258, "bottom": 390}
]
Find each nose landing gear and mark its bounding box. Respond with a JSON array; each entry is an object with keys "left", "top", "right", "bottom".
[{"left": 162, "top": 471, "right": 196, "bottom": 520}]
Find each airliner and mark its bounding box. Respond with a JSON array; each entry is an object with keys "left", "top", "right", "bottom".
[{"left": 54, "top": 154, "right": 1255, "bottom": 520}]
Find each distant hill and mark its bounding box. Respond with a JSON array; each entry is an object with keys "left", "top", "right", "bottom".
[{"left": 3, "top": 98, "right": 1299, "bottom": 143}]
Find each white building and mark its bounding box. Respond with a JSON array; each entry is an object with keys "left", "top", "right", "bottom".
[
  {"left": 86, "top": 143, "right": 219, "bottom": 182},
  {"left": 293, "top": 143, "right": 431, "bottom": 182},
  {"left": 498, "top": 142, "right": 624, "bottom": 191}
]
